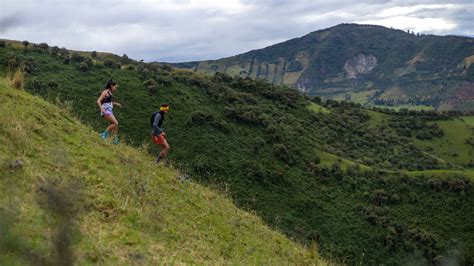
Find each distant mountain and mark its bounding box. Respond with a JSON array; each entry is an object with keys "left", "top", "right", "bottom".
[{"left": 168, "top": 24, "right": 474, "bottom": 112}]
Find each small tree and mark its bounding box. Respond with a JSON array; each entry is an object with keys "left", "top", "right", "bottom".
[
  {"left": 0, "top": 40, "right": 6, "bottom": 48},
  {"left": 22, "top": 40, "right": 29, "bottom": 49},
  {"left": 104, "top": 59, "right": 114, "bottom": 68},
  {"left": 91, "top": 51, "right": 97, "bottom": 58},
  {"left": 71, "top": 53, "right": 85, "bottom": 62},
  {"left": 122, "top": 54, "right": 129, "bottom": 61},
  {"left": 20, "top": 58, "right": 37, "bottom": 73},
  {"left": 143, "top": 79, "right": 157, "bottom": 94},
  {"left": 58, "top": 48, "right": 69, "bottom": 59},
  {"left": 38, "top": 43, "right": 49, "bottom": 50},
  {"left": 79, "top": 59, "right": 93, "bottom": 72},
  {"left": 79, "top": 62, "right": 89, "bottom": 72},
  {"left": 104, "top": 59, "right": 121, "bottom": 69},
  {"left": 51, "top": 46, "right": 59, "bottom": 56},
  {"left": 155, "top": 75, "right": 173, "bottom": 86},
  {"left": 272, "top": 143, "right": 295, "bottom": 164}
]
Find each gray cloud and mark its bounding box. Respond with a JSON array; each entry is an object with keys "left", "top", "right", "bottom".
[
  {"left": 0, "top": 0, "right": 472, "bottom": 62},
  {"left": 0, "top": 13, "right": 22, "bottom": 33}
]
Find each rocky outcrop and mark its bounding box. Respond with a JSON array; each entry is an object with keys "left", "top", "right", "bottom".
[{"left": 344, "top": 54, "right": 377, "bottom": 79}]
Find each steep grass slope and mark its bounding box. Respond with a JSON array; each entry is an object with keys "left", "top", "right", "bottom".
[
  {"left": 414, "top": 118, "right": 474, "bottom": 166},
  {"left": 0, "top": 79, "right": 323, "bottom": 264}
]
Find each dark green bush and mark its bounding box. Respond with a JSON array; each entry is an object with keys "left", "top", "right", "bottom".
[
  {"left": 143, "top": 79, "right": 157, "bottom": 94},
  {"left": 25, "top": 78, "right": 46, "bottom": 93},
  {"left": 70, "top": 53, "right": 85, "bottom": 63},
  {"left": 186, "top": 110, "right": 229, "bottom": 132},
  {"left": 38, "top": 43, "right": 49, "bottom": 50},
  {"left": 104, "top": 59, "right": 121, "bottom": 69},
  {"left": 272, "top": 143, "right": 295, "bottom": 164},
  {"left": 155, "top": 75, "right": 172, "bottom": 86}
]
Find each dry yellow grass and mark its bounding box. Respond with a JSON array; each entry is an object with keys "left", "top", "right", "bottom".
[
  {"left": 379, "top": 86, "right": 409, "bottom": 102},
  {"left": 282, "top": 71, "right": 303, "bottom": 85},
  {"left": 462, "top": 55, "right": 474, "bottom": 69},
  {"left": 11, "top": 70, "right": 24, "bottom": 89},
  {"left": 406, "top": 52, "right": 425, "bottom": 66}
]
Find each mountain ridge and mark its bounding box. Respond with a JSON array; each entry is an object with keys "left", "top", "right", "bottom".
[{"left": 168, "top": 23, "right": 474, "bottom": 112}]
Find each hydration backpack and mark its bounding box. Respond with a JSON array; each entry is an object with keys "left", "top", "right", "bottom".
[{"left": 150, "top": 112, "right": 159, "bottom": 127}]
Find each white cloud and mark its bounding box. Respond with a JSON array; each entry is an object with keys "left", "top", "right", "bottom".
[
  {"left": 358, "top": 16, "right": 457, "bottom": 33},
  {"left": 124, "top": 0, "right": 250, "bottom": 14},
  {"left": 376, "top": 3, "right": 461, "bottom": 17},
  {"left": 300, "top": 11, "right": 355, "bottom": 23}
]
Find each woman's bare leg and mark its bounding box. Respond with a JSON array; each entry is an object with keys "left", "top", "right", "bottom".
[{"left": 104, "top": 114, "right": 118, "bottom": 135}]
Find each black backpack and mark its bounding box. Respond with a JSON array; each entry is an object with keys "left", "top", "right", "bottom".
[{"left": 150, "top": 112, "right": 159, "bottom": 127}]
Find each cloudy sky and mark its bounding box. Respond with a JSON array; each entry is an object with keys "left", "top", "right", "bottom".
[{"left": 1, "top": 0, "right": 473, "bottom": 62}]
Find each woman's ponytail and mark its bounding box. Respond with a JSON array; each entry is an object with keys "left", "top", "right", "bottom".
[{"left": 105, "top": 79, "right": 117, "bottom": 90}]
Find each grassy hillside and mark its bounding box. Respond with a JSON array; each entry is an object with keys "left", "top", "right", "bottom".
[
  {"left": 414, "top": 118, "right": 474, "bottom": 166},
  {"left": 0, "top": 79, "right": 323, "bottom": 264},
  {"left": 307, "top": 102, "right": 330, "bottom": 114},
  {"left": 409, "top": 170, "right": 474, "bottom": 179},
  {"left": 169, "top": 23, "right": 474, "bottom": 112},
  {"left": 1, "top": 43, "right": 473, "bottom": 265},
  {"left": 462, "top": 116, "right": 474, "bottom": 127}
]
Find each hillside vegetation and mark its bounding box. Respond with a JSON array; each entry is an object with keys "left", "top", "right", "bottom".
[
  {"left": 0, "top": 79, "right": 323, "bottom": 264},
  {"left": 414, "top": 118, "right": 474, "bottom": 166},
  {"left": 0, "top": 40, "right": 473, "bottom": 265},
  {"left": 169, "top": 23, "right": 474, "bottom": 112}
]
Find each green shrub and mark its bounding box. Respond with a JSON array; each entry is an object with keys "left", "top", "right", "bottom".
[
  {"left": 70, "top": 53, "right": 85, "bottom": 63},
  {"left": 78, "top": 62, "right": 89, "bottom": 72},
  {"left": 20, "top": 57, "right": 36, "bottom": 73},
  {"left": 186, "top": 110, "right": 229, "bottom": 132},
  {"left": 155, "top": 75, "right": 172, "bottom": 86},
  {"left": 143, "top": 79, "right": 157, "bottom": 94},
  {"left": 372, "top": 189, "right": 389, "bottom": 206},
  {"left": 272, "top": 143, "right": 295, "bottom": 164},
  {"left": 38, "top": 43, "right": 49, "bottom": 50},
  {"left": 103, "top": 59, "right": 121, "bottom": 69},
  {"left": 25, "top": 78, "right": 46, "bottom": 93}
]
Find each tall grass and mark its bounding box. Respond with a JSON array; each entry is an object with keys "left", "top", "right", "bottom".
[
  {"left": 5, "top": 68, "right": 24, "bottom": 89},
  {"left": 11, "top": 70, "right": 24, "bottom": 89}
]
